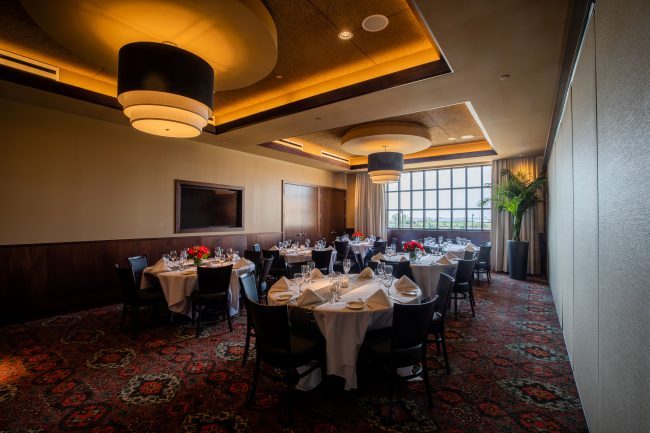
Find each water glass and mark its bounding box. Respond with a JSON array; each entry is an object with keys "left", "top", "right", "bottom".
[
  {"left": 376, "top": 262, "right": 385, "bottom": 280},
  {"left": 294, "top": 273, "right": 304, "bottom": 293},
  {"left": 308, "top": 261, "right": 316, "bottom": 280},
  {"left": 384, "top": 265, "right": 393, "bottom": 278},
  {"left": 415, "top": 248, "right": 423, "bottom": 262},
  {"left": 343, "top": 259, "right": 351, "bottom": 275},
  {"left": 305, "top": 239, "right": 310, "bottom": 248},
  {"left": 162, "top": 253, "right": 170, "bottom": 265},
  {"left": 170, "top": 250, "right": 178, "bottom": 262},
  {"left": 382, "top": 273, "right": 394, "bottom": 296}
]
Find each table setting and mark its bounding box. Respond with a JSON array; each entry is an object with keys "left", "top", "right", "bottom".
[
  {"left": 268, "top": 268, "right": 421, "bottom": 390},
  {"left": 269, "top": 241, "right": 337, "bottom": 273}
]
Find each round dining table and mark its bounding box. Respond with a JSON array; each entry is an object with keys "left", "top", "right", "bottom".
[
  {"left": 348, "top": 240, "right": 373, "bottom": 259},
  {"left": 141, "top": 258, "right": 256, "bottom": 317},
  {"left": 278, "top": 247, "right": 337, "bottom": 273},
  {"left": 268, "top": 273, "right": 421, "bottom": 390}
]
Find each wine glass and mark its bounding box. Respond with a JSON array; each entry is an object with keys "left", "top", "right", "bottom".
[
  {"left": 170, "top": 250, "right": 178, "bottom": 263},
  {"left": 376, "top": 262, "right": 385, "bottom": 285},
  {"left": 384, "top": 264, "right": 393, "bottom": 279},
  {"left": 162, "top": 253, "right": 170, "bottom": 266},
  {"left": 343, "top": 259, "right": 351, "bottom": 275},
  {"left": 294, "top": 273, "right": 304, "bottom": 293},
  {"left": 329, "top": 273, "right": 339, "bottom": 303},
  {"left": 305, "top": 239, "right": 311, "bottom": 248},
  {"left": 415, "top": 248, "right": 423, "bottom": 263},
  {"left": 382, "top": 273, "right": 394, "bottom": 296},
  {"left": 301, "top": 264, "right": 311, "bottom": 288},
  {"left": 308, "top": 261, "right": 316, "bottom": 282}
]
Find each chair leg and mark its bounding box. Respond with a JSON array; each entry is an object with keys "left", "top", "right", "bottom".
[
  {"left": 468, "top": 290, "right": 476, "bottom": 318},
  {"left": 242, "top": 322, "right": 251, "bottom": 367},
  {"left": 454, "top": 296, "right": 458, "bottom": 320},
  {"left": 487, "top": 268, "right": 491, "bottom": 284},
  {"left": 225, "top": 303, "right": 233, "bottom": 332},
  {"left": 195, "top": 307, "right": 201, "bottom": 338},
  {"left": 440, "top": 333, "right": 450, "bottom": 374},
  {"left": 421, "top": 348, "right": 433, "bottom": 408},
  {"left": 247, "top": 356, "right": 261, "bottom": 405},
  {"left": 120, "top": 304, "right": 127, "bottom": 331}
]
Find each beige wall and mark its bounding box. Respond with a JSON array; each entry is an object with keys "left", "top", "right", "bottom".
[
  {"left": 0, "top": 97, "right": 345, "bottom": 245},
  {"left": 345, "top": 173, "right": 356, "bottom": 229}
]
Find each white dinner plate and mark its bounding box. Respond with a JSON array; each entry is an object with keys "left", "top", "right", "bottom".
[
  {"left": 275, "top": 293, "right": 292, "bottom": 301},
  {"left": 345, "top": 300, "right": 365, "bottom": 310},
  {"left": 399, "top": 289, "right": 419, "bottom": 296}
]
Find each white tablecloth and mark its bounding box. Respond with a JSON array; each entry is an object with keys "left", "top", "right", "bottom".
[
  {"left": 280, "top": 248, "right": 336, "bottom": 273},
  {"left": 268, "top": 275, "right": 421, "bottom": 390},
  {"left": 142, "top": 259, "right": 255, "bottom": 317},
  {"left": 348, "top": 241, "right": 373, "bottom": 259},
  {"left": 444, "top": 244, "right": 468, "bottom": 259}
]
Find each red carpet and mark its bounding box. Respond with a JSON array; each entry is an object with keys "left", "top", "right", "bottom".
[{"left": 0, "top": 274, "right": 587, "bottom": 432}]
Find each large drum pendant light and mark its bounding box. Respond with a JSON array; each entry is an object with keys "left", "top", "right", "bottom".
[
  {"left": 117, "top": 42, "right": 214, "bottom": 138},
  {"left": 368, "top": 151, "right": 404, "bottom": 184}
]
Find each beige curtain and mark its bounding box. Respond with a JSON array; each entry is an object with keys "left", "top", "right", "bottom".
[
  {"left": 491, "top": 157, "right": 545, "bottom": 274},
  {"left": 354, "top": 173, "right": 387, "bottom": 240}
]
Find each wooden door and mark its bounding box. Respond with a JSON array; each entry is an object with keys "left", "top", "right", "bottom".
[
  {"left": 283, "top": 183, "right": 318, "bottom": 242},
  {"left": 319, "top": 188, "right": 347, "bottom": 242}
]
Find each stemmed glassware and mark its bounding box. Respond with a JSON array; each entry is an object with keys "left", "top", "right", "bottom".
[
  {"left": 305, "top": 239, "right": 311, "bottom": 248},
  {"left": 376, "top": 262, "right": 385, "bottom": 286},
  {"left": 329, "top": 272, "right": 341, "bottom": 302},
  {"left": 415, "top": 248, "right": 423, "bottom": 263},
  {"left": 382, "top": 272, "right": 394, "bottom": 296},
  {"left": 308, "top": 261, "right": 315, "bottom": 283},
  {"left": 294, "top": 273, "right": 304, "bottom": 293},
  {"left": 301, "top": 264, "right": 310, "bottom": 290},
  {"left": 162, "top": 253, "right": 170, "bottom": 267},
  {"left": 343, "top": 258, "right": 351, "bottom": 275}
]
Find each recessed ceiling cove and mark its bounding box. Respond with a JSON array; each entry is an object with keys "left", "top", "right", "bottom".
[
  {"left": 341, "top": 122, "right": 431, "bottom": 156},
  {"left": 19, "top": 0, "right": 278, "bottom": 91}
]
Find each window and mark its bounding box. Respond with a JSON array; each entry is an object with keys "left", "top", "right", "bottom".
[{"left": 386, "top": 165, "right": 492, "bottom": 230}]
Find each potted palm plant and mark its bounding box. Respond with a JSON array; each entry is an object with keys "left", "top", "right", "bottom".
[{"left": 481, "top": 169, "right": 546, "bottom": 280}]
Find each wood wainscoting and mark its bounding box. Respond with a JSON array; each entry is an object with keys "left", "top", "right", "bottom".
[
  {"left": 0, "top": 232, "right": 282, "bottom": 324},
  {"left": 387, "top": 229, "right": 490, "bottom": 247}
]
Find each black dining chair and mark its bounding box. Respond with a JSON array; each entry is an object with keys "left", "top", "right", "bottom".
[
  {"left": 239, "top": 271, "right": 259, "bottom": 367},
  {"left": 115, "top": 264, "right": 165, "bottom": 338},
  {"left": 450, "top": 259, "right": 477, "bottom": 319},
  {"left": 191, "top": 265, "right": 233, "bottom": 337},
  {"left": 463, "top": 250, "right": 477, "bottom": 260},
  {"left": 285, "top": 261, "right": 308, "bottom": 277},
  {"left": 333, "top": 241, "right": 350, "bottom": 271},
  {"left": 474, "top": 244, "right": 492, "bottom": 285},
  {"left": 361, "top": 299, "right": 437, "bottom": 419},
  {"left": 244, "top": 250, "right": 263, "bottom": 277},
  {"left": 127, "top": 255, "right": 149, "bottom": 290},
  {"left": 252, "top": 243, "right": 262, "bottom": 253},
  {"left": 257, "top": 257, "right": 274, "bottom": 301},
  {"left": 380, "top": 259, "right": 413, "bottom": 280},
  {"left": 427, "top": 273, "right": 455, "bottom": 374},
  {"left": 373, "top": 240, "right": 387, "bottom": 250},
  {"left": 311, "top": 249, "right": 333, "bottom": 275},
  {"left": 245, "top": 299, "right": 324, "bottom": 420},
  {"left": 263, "top": 249, "right": 285, "bottom": 280}
]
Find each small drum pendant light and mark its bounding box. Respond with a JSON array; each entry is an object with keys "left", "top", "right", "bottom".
[{"left": 117, "top": 42, "right": 214, "bottom": 138}]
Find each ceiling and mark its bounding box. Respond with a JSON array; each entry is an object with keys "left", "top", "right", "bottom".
[{"left": 0, "top": 0, "right": 571, "bottom": 172}]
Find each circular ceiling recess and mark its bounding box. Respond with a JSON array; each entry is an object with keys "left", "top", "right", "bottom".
[
  {"left": 341, "top": 122, "right": 431, "bottom": 156},
  {"left": 362, "top": 14, "right": 389, "bottom": 32},
  {"left": 20, "top": 0, "right": 278, "bottom": 91}
]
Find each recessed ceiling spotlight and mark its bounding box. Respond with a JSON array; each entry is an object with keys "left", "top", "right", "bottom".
[
  {"left": 315, "top": 117, "right": 322, "bottom": 120},
  {"left": 275, "top": 74, "right": 283, "bottom": 79},
  {"left": 362, "top": 14, "right": 389, "bottom": 32},
  {"left": 338, "top": 30, "right": 353, "bottom": 40},
  {"left": 448, "top": 137, "right": 456, "bottom": 141},
  {"left": 499, "top": 74, "right": 511, "bottom": 80},
  {"left": 461, "top": 135, "right": 475, "bottom": 139}
]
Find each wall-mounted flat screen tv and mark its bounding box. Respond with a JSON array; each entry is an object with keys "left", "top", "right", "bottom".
[{"left": 175, "top": 180, "right": 244, "bottom": 232}]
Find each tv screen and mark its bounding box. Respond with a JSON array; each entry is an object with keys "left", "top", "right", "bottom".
[{"left": 175, "top": 180, "right": 244, "bottom": 232}]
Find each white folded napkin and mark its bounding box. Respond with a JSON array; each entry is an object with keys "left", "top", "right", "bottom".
[
  {"left": 296, "top": 288, "right": 324, "bottom": 306},
  {"left": 310, "top": 268, "right": 325, "bottom": 279},
  {"left": 395, "top": 276, "right": 418, "bottom": 291},
  {"left": 366, "top": 288, "right": 391, "bottom": 308},
  {"left": 371, "top": 253, "right": 386, "bottom": 262},
  {"left": 233, "top": 258, "right": 252, "bottom": 269},
  {"left": 466, "top": 244, "right": 476, "bottom": 252},
  {"left": 358, "top": 267, "right": 374, "bottom": 278},
  {"left": 468, "top": 242, "right": 477, "bottom": 249},
  {"left": 269, "top": 245, "right": 279, "bottom": 251},
  {"left": 445, "top": 252, "right": 457, "bottom": 260},
  {"left": 147, "top": 259, "right": 170, "bottom": 275},
  {"left": 437, "top": 256, "right": 452, "bottom": 265},
  {"left": 271, "top": 277, "right": 290, "bottom": 291},
  {"left": 397, "top": 255, "right": 409, "bottom": 262}
]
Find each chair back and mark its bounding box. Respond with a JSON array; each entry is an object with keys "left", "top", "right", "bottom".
[
  {"left": 311, "top": 249, "right": 332, "bottom": 271},
  {"left": 367, "top": 260, "right": 378, "bottom": 271},
  {"left": 196, "top": 265, "right": 233, "bottom": 295},
  {"left": 353, "top": 252, "right": 365, "bottom": 271},
  {"left": 392, "top": 299, "right": 436, "bottom": 351},
  {"left": 380, "top": 260, "right": 412, "bottom": 279},
  {"left": 371, "top": 244, "right": 386, "bottom": 254},
  {"left": 127, "top": 255, "right": 148, "bottom": 289},
  {"left": 239, "top": 271, "right": 259, "bottom": 303},
  {"left": 455, "top": 259, "right": 475, "bottom": 286},
  {"left": 434, "top": 273, "right": 455, "bottom": 314},
  {"left": 373, "top": 240, "right": 387, "bottom": 249},
  {"left": 480, "top": 241, "right": 492, "bottom": 248},
  {"left": 115, "top": 265, "right": 139, "bottom": 303},
  {"left": 463, "top": 250, "right": 477, "bottom": 260},
  {"left": 252, "top": 243, "right": 262, "bottom": 252},
  {"left": 245, "top": 299, "right": 291, "bottom": 356},
  {"left": 259, "top": 257, "right": 274, "bottom": 285},
  {"left": 477, "top": 244, "right": 492, "bottom": 263},
  {"left": 244, "top": 250, "right": 263, "bottom": 267},
  {"left": 286, "top": 261, "right": 308, "bottom": 276},
  {"left": 334, "top": 240, "right": 349, "bottom": 259},
  {"left": 263, "top": 249, "right": 282, "bottom": 268}
]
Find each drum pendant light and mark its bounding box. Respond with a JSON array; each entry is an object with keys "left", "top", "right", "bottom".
[
  {"left": 367, "top": 150, "right": 403, "bottom": 184},
  {"left": 117, "top": 42, "right": 214, "bottom": 138}
]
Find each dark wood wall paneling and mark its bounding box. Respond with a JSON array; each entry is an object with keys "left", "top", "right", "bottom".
[
  {"left": 387, "top": 229, "right": 490, "bottom": 246},
  {"left": 0, "top": 232, "right": 282, "bottom": 325}
]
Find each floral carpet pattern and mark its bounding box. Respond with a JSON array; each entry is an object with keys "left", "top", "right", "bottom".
[{"left": 0, "top": 274, "right": 587, "bottom": 432}]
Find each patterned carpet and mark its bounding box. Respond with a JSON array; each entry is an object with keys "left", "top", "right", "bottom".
[{"left": 0, "top": 274, "right": 588, "bottom": 433}]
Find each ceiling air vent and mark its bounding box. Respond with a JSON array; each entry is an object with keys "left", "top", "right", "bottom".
[
  {"left": 320, "top": 150, "right": 350, "bottom": 164},
  {"left": 273, "top": 139, "right": 304, "bottom": 151},
  {"left": 0, "top": 49, "right": 59, "bottom": 81}
]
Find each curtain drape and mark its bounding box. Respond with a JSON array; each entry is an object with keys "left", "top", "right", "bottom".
[
  {"left": 354, "top": 173, "right": 387, "bottom": 240},
  {"left": 491, "top": 157, "right": 545, "bottom": 274}
]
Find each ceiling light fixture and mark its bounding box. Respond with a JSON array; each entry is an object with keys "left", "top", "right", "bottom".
[
  {"left": 368, "top": 148, "right": 403, "bottom": 184},
  {"left": 448, "top": 137, "right": 456, "bottom": 141},
  {"left": 117, "top": 42, "right": 214, "bottom": 138},
  {"left": 338, "top": 30, "right": 353, "bottom": 40},
  {"left": 362, "top": 14, "right": 389, "bottom": 32},
  {"left": 461, "top": 134, "right": 475, "bottom": 139}
]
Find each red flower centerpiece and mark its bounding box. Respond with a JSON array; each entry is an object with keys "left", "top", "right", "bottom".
[
  {"left": 351, "top": 231, "right": 364, "bottom": 241},
  {"left": 187, "top": 245, "right": 210, "bottom": 266},
  {"left": 403, "top": 240, "right": 425, "bottom": 261}
]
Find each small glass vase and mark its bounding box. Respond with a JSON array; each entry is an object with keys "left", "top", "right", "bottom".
[
  {"left": 408, "top": 251, "right": 417, "bottom": 262},
  {"left": 193, "top": 258, "right": 203, "bottom": 267}
]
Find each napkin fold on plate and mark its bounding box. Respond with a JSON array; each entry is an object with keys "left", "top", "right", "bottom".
[
  {"left": 366, "top": 288, "right": 391, "bottom": 308},
  {"left": 437, "top": 255, "right": 451, "bottom": 265},
  {"left": 396, "top": 255, "right": 409, "bottom": 262},
  {"left": 395, "top": 276, "right": 418, "bottom": 291},
  {"left": 371, "top": 253, "right": 385, "bottom": 262},
  {"left": 466, "top": 244, "right": 476, "bottom": 252},
  {"left": 269, "top": 245, "right": 279, "bottom": 251},
  {"left": 181, "top": 269, "right": 196, "bottom": 275},
  {"left": 271, "top": 276, "right": 290, "bottom": 291},
  {"left": 310, "top": 268, "right": 325, "bottom": 279},
  {"left": 147, "top": 259, "right": 170, "bottom": 275},
  {"left": 296, "top": 288, "right": 324, "bottom": 306},
  {"left": 233, "top": 258, "right": 252, "bottom": 269},
  {"left": 358, "top": 267, "right": 374, "bottom": 278},
  {"left": 445, "top": 252, "right": 457, "bottom": 260}
]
